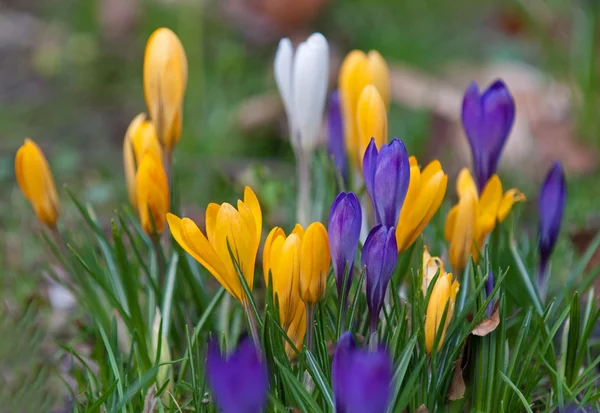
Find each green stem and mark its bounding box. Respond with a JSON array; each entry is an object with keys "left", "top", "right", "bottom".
[
  {"left": 305, "top": 303, "right": 315, "bottom": 352},
  {"left": 295, "top": 149, "right": 311, "bottom": 227},
  {"left": 152, "top": 235, "right": 166, "bottom": 287}
]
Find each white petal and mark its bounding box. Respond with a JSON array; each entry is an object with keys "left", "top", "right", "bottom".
[
  {"left": 292, "top": 32, "right": 329, "bottom": 152},
  {"left": 274, "top": 38, "right": 295, "bottom": 130}
]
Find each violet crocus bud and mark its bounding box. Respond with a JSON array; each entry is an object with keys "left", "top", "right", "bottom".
[
  {"left": 362, "top": 225, "right": 398, "bottom": 333},
  {"left": 485, "top": 271, "right": 494, "bottom": 317},
  {"left": 328, "top": 90, "right": 349, "bottom": 187},
  {"left": 206, "top": 338, "right": 269, "bottom": 413},
  {"left": 538, "top": 162, "right": 566, "bottom": 283},
  {"left": 363, "top": 137, "right": 410, "bottom": 228},
  {"left": 461, "top": 80, "right": 516, "bottom": 192},
  {"left": 332, "top": 332, "right": 392, "bottom": 413},
  {"left": 328, "top": 192, "right": 362, "bottom": 306}
]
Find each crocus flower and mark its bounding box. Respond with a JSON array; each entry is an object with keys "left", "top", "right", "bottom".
[
  {"left": 461, "top": 80, "right": 516, "bottom": 192},
  {"left": 332, "top": 332, "right": 392, "bottom": 413},
  {"left": 422, "top": 246, "right": 445, "bottom": 295},
  {"left": 15, "top": 138, "right": 60, "bottom": 228},
  {"left": 328, "top": 90, "right": 349, "bottom": 186},
  {"left": 299, "top": 222, "right": 331, "bottom": 305},
  {"left": 143, "top": 28, "right": 188, "bottom": 153},
  {"left": 328, "top": 192, "right": 362, "bottom": 303},
  {"left": 362, "top": 225, "right": 398, "bottom": 333},
  {"left": 363, "top": 138, "right": 410, "bottom": 228},
  {"left": 396, "top": 157, "right": 448, "bottom": 252},
  {"left": 445, "top": 168, "right": 525, "bottom": 272},
  {"left": 206, "top": 338, "right": 269, "bottom": 413},
  {"left": 167, "top": 187, "right": 262, "bottom": 303},
  {"left": 274, "top": 33, "right": 329, "bottom": 152},
  {"left": 339, "top": 50, "right": 390, "bottom": 167},
  {"left": 357, "top": 85, "right": 388, "bottom": 162},
  {"left": 485, "top": 271, "right": 494, "bottom": 317},
  {"left": 538, "top": 162, "right": 566, "bottom": 280},
  {"left": 123, "top": 113, "right": 162, "bottom": 208},
  {"left": 136, "top": 152, "right": 169, "bottom": 235},
  {"left": 425, "top": 272, "right": 459, "bottom": 353}
]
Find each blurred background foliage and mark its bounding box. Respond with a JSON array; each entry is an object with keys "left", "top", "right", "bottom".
[{"left": 1, "top": 0, "right": 599, "bottom": 410}]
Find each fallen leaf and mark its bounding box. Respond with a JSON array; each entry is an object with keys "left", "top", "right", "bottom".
[
  {"left": 143, "top": 384, "right": 157, "bottom": 413},
  {"left": 472, "top": 302, "right": 500, "bottom": 337},
  {"left": 414, "top": 404, "right": 430, "bottom": 413},
  {"left": 448, "top": 358, "right": 466, "bottom": 400}
]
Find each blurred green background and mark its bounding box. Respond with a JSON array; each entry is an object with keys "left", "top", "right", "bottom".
[{"left": 1, "top": 0, "right": 599, "bottom": 410}]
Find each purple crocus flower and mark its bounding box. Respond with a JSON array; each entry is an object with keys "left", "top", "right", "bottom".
[
  {"left": 362, "top": 225, "right": 398, "bottom": 333},
  {"left": 461, "top": 80, "right": 516, "bottom": 192},
  {"left": 485, "top": 271, "right": 494, "bottom": 317},
  {"left": 328, "top": 192, "right": 362, "bottom": 305},
  {"left": 538, "top": 162, "right": 567, "bottom": 283},
  {"left": 206, "top": 338, "right": 269, "bottom": 413},
  {"left": 328, "top": 90, "right": 349, "bottom": 186},
  {"left": 332, "top": 332, "right": 392, "bottom": 413},
  {"left": 363, "top": 137, "right": 410, "bottom": 228}
]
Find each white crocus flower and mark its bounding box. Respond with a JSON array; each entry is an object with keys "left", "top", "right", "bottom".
[{"left": 274, "top": 33, "right": 329, "bottom": 153}]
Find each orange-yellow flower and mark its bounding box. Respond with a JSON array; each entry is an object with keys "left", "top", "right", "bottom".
[
  {"left": 167, "top": 187, "right": 262, "bottom": 303},
  {"left": 15, "top": 139, "right": 60, "bottom": 228},
  {"left": 123, "top": 113, "right": 162, "bottom": 207},
  {"left": 356, "top": 85, "right": 388, "bottom": 163},
  {"left": 299, "top": 222, "right": 330, "bottom": 304},
  {"left": 136, "top": 152, "right": 169, "bottom": 235},
  {"left": 425, "top": 272, "right": 459, "bottom": 353},
  {"left": 339, "top": 50, "right": 390, "bottom": 166},
  {"left": 143, "top": 28, "right": 188, "bottom": 153},
  {"left": 445, "top": 168, "right": 525, "bottom": 271},
  {"left": 396, "top": 157, "right": 447, "bottom": 252}
]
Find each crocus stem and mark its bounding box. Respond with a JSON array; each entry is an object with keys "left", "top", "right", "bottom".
[
  {"left": 295, "top": 148, "right": 311, "bottom": 227},
  {"left": 537, "top": 260, "right": 549, "bottom": 303},
  {"left": 163, "top": 149, "right": 173, "bottom": 187},
  {"left": 244, "top": 302, "right": 261, "bottom": 348},
  {"left": 305, "top": 303, "right": 315, "bottom": 352},
  {"left": 152, "top": 235, "right": 166, "bottom": 286},
  {"left": 368, "top": 315, "right": 379, "bottom": 350}
]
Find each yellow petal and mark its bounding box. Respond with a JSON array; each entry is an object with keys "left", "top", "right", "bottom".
[
  {"left": 274, "top": 233, "right": 302, "bottom": 328},
  {"left": 285, "top": 302, "right": 307, "bottom": 360},
  {"left": 444, "top": 205, "right": 458, "bottom": 242},
  {"left": 291, "top": 223, "right": 305, "bottom": 239},
  {"left": 425, "top": 273, "right": 459, "bottom": 353},
  {"left": 366, "top": 50, "right": 391, "bottom": 109},
  {"left": 243, "top": 186, "right": 262, "bottom": 244},
  {"left": 456, "top": 168, "right": 477, "bottom": 199},
  {"left": 136, "top": 152, "right": 169, "bottom": 234},
  {"left": 205, "top": 203, "right": 220, "bottom": 246},
  {"left": 478, "top": 175, "right": 503, "bottom": 237},
  {"left": 143, "top": 28, "right": 188, "bottom": 152},
  {"left": 396, "top": 164, "right": 422, "bottom": 251},
  {"left": 357, "top": 85, "right": 388, "bottom": 162},
  {"left": 263, "top": 226, "right": 284, "bottom": 286},
  {"left": 299, "top": 222, "right": 330, "bottom": 304},
  {"left": 409, "top": 156, "right": 418, "bottom": 167},
  {"left": 498, "top": 189, "right": 526, "bottom": 222},
  {"left": 15, "top": 138, "right": 60, "bottom": 227},
  {"left": 449, "top": 190, "right": 476, "bottom": 273},
  {"left": 422, "top": 245, "right": 444, "bottom": 295}
]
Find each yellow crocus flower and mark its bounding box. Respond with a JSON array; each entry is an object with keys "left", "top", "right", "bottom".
[
  {"left": 396, "top": 157, "right": 448, "bottom": 252},
  {"left": 422, "top": 245, "right": 445, "bottom": 295},
  {"left": 425, "top": 272, "right": 459, "bottom": 353},
  {"left": 143, "top": 28, "right": 188, "bottom": 153},
  {"left": 123, "top": 113, "right": 163, "bottom": 207},
  {"left": 446, "top": 189, "right": 477, "bottom": 273},
  {"left": 299, "top": 222, "right": 330, "bottom": 305},
  {"left": 445, "top": 168, "right": 525, "bottom": 271},
  {"left": 339, "top": 50, "right": 390, "bottom": 166},
  {"left": 136, "top": 152, "right": 169, "bottom": 235},
  {"left": 15, "top": 138, "right": 60, "bottom": 228},
  {"left": 167, "top": 187, "right": 262, "bottom": 303},
  {"left": 356, "top": 85, "right": 388, "bottom": 163},
  {"left": 285, "top": 301, "right": 307, "bottom": 359}
]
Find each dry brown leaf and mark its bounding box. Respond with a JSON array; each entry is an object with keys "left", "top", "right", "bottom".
[
  {"left": 143, "top": 384, "right": 157, "bottom": 413},
  {"left": 448, "top": 359, "right": 466, "bottom": 401},
  {"left": 414, "top": 404, "right": 430, "bottom": 413},
  {"left": 472, "top": 303, "right": 500, "bottom": 337}
]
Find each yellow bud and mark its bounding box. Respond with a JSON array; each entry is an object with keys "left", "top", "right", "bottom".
[
  {"left": 425, "top": 272, "right": 459, "bottom": 353},
  {"left": 15, "top": 138, "right": 60, "bottom": 228},
  {"left": 445, "top": 190, "right": 477, "bottom": 274},
  {"left": 123, "top": 113, "right": 162, "bottom": 207},
  {"left": 143, "top": 28, "right": 188, "bottom": 152},
  {"left": 299, "top": 222, "right": 330, "bottom": 304},
  {"left": 285, "top": 300, "right": 307, "bottom": 359},
  {"left": 357, "top": 85, "right": 388, "bottom": 162},
  {"left": 339, "top": 49, "right": 390, "bottom": 166},
  {"left": 422, "top": 245, "right": 445, "bottom": 296},
  {"left": 135, "top": 152, "right": 169, "bottom": 235}
]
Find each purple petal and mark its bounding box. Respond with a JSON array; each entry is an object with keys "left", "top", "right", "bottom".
[
  {"left": 328, "top": 90, "right": 349, "bottom": 185},
  {"left": 362, "top": 138, "right": 378, "bottom": 202},
  {"left": 373, "top": 138, "right": 410, "bottom": 227},
  {"left": 332, "top": 332, "right": 356, "bottom": 412},
  {"left": 206, "top": 338, "right": 268, "bottom": 413},
  {"left": 538, "top": 162, "right": 566, "bottom": 274}
]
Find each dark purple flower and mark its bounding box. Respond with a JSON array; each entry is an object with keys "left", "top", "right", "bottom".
[
  {"left": 462, "top": 80, "right": 516, "bottom": 192},
  {"left": 561, "top": 404, "right": 596, "bottom": 413},
  {"left": 363, "top": 138, "right": 410, "bottom": 228},
  {"left": 362, "top": 225, "right": 398, "bottom": 333},
  {"left": 538, "top": 162, "right": 567, "bottom": 281},
  {"left": 328, "top": 192, "right": 362, "bottom": 305},
  {"left": 206, "top": 338, "right": 269, "bottom": 413},
  {"left": 485, "top": 271, "right": 494, "bottom": 317},
  {"left": 328, "top": 90, "right": 348, "bottom": 186},
  {"left": 332, "top": 332, "right": 392, "bottom": 413}
]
